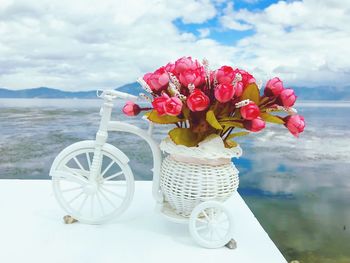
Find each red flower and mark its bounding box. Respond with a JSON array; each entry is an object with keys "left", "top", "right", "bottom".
[
  {"left": 234, "top": 68, "right": 255, "bottom": 87},
  {"left": 179, "top": 67, "right": 205, "bottom": 88},
  {"left": 174, "top": 56, "right": 198, "bottom": 74},
  {"left": 234, "top": 82, "right": 244, "bottom": 97},
  {"left": 152, "top": 94, "right": 169, "bottom": 116},
  {"left": 240, "top": 102, "right": 260, "bottom": 120},
  {"left": 216, "top": 66, "right": 236, "bottom": 85},
  {"left": 277, "top": 88, "right": 297, "bottom": 107},
  {"left": 264, "top": 77, "right": 284, "bottom": 97},
  {"left": 164, "top": 62, "right": 176, "bottom": 74},
  {"left": 164, "top": 97, "right": 183, "bottom": 116},
  {"left": 284, "top": 115, "right": 305, "bottom": 137},
  {"left": 152, "top": 94, "right": 183, "bottom": 116},
  {"left": 243, "top": 117, "right": 265, "bottom": 132},
  {"left": 187, "top": 89, "right": 210, "bottom": 112},
  {"left": 214, "top": 83, "right": 235, "bottom": 103},
  {"left": 143, "top": 67, "right": 169, "bottom": 91},
  {"left": 122, "top": 101, "right": 141, "bottom": 116}
]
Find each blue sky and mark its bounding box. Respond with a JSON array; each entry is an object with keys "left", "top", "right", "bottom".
[
  {"left": 174, "top": 0, "right": 277, "bottom": 45},
  {"left": 0, "top": 0, "right": 349, "bottom": 90}
]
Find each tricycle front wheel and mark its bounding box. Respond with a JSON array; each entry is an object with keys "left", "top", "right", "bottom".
[{"left": 50, "top": 141, "right": 134, "bottom": 224}]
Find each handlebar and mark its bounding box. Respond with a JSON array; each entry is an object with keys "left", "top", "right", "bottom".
[{"left": 96, "top": 89, "right": 138, "bottom": 101}]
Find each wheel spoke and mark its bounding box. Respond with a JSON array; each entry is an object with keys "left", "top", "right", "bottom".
[
  {"left": 213, "top": 228, "right": 223, "bottom": 240},
  {"left": 67, "top": 191, "right": 84, "bottom": 205},
  {"left": 210, "top": 229, "right": 214, "bottom": 240},
  {"left": 61, "top": 166, "right": 89, "bottom": 184},
  {"left": 90, "top": 194, "right": 95, "bottom": 217},
  {"left": 78, "top": 194, "right": 89, "bottom": 213},
  {"left": 86, "top": 153, "right": 91, "bottom": 170},
  {"left": 62, "top": 186, "right": 83, "bottom": 193},
  {"left": 99, "top": 189, "right": 117, "bottom": 209},
  {"left": 73, "top": 157, "right": 86, "bottom": 172},
  {"left": 210, "top": 208, "right": 215, "bottom": 220},
  {"left": 96, "top": 192, "right": 106, "bottom": 215},
  {"left": 100, "top": 185, "right": 124, "bottom": 199},
  {"left": 202, "top": 210, "right": 210, "bottom": 221},
  {"left": 101, "top": 160, "right": 115, "bottom": 177},
  {"left": 196, "top": 225, "right": 208, "bottom": 231},
  {"left": 103, "top": 171, "right": 123, "bottom": 182}
]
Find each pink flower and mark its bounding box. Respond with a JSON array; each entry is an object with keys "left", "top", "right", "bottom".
[
  {"left": 216, "top": 66, "right": 236, "bottom": 85},
  {"left": 164, "top": 62, "right": 176, "bottom": 74},
  {"left": 214, "top": 84, "right": 235, "bottom": 103},
  {"left": 164, "top": 97, "right": 183, "bottom": 116},
  {"left": 179, "top": 67, "right": 205, "bottom": 88},
  {"left": 122, "top": 101, "right": 141, "bottom": 116},
  {"left": 174, "top": 57, "right": 198, "bottom": 74},
  {"left": 234, "top": 69, "right": 255, "bottom": 87},
  {"left": 152, "top": 94, "right": 169, "bottom": 116},
  {"left": 277, "top": 88, "right": 297, "bottom": 107},
  {"left": 284, "top": 115, "right": 305, "bottom": 137},
  {"left": 152, "top": 93, "right": 183, "bottom": 116},
  {"left": 187, "top": 89, "right": 210, "bottom": 112},
  {"left": 143, "top": 67, "right": 169, "bottom": 91},
  {"left": 243, "top": 117, "right": 265, "bottom": 132},
  {"left": 240, "top": 102, "right": 260, "bottom": 120},
  {"left": 234, "top": 82, "right": 244, "bottom": 97},
  {"left": 264, "top": 77, "right": 284, "bottom": 97}
]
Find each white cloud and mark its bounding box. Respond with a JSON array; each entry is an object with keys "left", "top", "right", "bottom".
[
  {"left": 0, "top": 0, "right": 225, "bottom": 90},
  {"left": 219, "top": 2, "right": 253, "bottom": 31},
  {"left": 0, "top": 0, "right": 349, "bottom": 90},
  {"left": 220, "top": 0, "right": 350, "bottom": 87}
]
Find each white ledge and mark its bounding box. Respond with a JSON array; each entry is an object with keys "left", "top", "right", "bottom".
[{"left": 0, "top": 180, "right": 287, "bottom": 263}]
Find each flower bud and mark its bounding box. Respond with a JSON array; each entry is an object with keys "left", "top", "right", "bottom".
[
  {"left": 284, "top": 115, "right": 305, "bottom": 137},
  {"left": 264, "top": 77, "right": 284, "bottom": 97},
  {"left": 240, "top": 102, "right": 260, "bottom": 120},
  {"left": 243, "top": 117, "right": 266, "bottom": 132},
  {"left": 122, "top": 101, "right": 141, "bottom": 116}
]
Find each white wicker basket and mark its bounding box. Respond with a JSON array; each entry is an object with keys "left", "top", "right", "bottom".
[{"left": 160, "top": 136, "right": 242, "bottom": 217}]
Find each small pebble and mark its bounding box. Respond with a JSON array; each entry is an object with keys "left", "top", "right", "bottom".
[
  {"left": 290, "top": 261, "right": 300, "bottom": 263},
  {"left": 63, "top": 215, "right": 78, "bottom": 224},
  {"left": 225, "top": 239, "right": 237, "bottom": 249}
]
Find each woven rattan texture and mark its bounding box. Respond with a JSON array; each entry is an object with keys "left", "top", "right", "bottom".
[{"left": 160, "top": 155, "right": 239, "bottom": 217}]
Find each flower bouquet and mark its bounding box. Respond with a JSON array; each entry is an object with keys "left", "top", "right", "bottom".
[{"left": 122, "top": 57, "right": 305, "bottom": 216}]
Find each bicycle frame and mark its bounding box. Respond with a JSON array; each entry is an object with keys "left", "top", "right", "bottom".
[{"left": 89, "top": 91, "right": 163, "bottom": 203}]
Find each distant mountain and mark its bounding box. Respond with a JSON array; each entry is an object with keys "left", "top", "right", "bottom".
[
  {"left": 0, "top": 87, "right": 96, "bottom": 98},
  {"left": 0, "top": 83, "right": 349, "bottom": 100},
  {"left": 293, "top": 86, "right": 350, "bottom": 100},
  {"left": 0, "top": 82, "right": 141, "bottom": 99}
]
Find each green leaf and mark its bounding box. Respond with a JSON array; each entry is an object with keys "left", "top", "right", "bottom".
[
  {"left": 168, "top": 128, "right": 201, "bottom": 147},
  {"left": 259, "top": 96, "right": 269, "bottom": 106},
  {"left": 241, "top": 83, "right": 260, "bottom": 104},
  {"left": 219, "top": 121, "right": 244, "bottom": 129},
  {"left": 218, "top": 117, "right": 240, "bottom": 122},
  {"left": 226, "top": 131, "right": 249, "bottom": 140},
  {"left": 147, "top": 110, "right": 182, "bottom": 124},
  {"left": 260, "top": 112, "right": 285, "bottom": 124},
  {"left": 206, "top": 110, "right": 223, "bottom": 130}
]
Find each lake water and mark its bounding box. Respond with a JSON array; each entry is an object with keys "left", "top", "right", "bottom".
[{"left": 0, "top": 98, "right": 350, "bottom": 262}]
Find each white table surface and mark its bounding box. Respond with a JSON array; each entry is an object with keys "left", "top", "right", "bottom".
[{"left": 0, "top": 180, "right": 287, "bottom": 263}]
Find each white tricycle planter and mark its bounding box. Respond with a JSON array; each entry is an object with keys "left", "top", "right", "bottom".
[{"left": 50, "top": 90, "right": 241, "bottom": 249}]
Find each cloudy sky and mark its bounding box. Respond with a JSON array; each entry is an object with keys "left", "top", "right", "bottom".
[{"left": 0, "top": 0, "right": 349, "bottom": 91}]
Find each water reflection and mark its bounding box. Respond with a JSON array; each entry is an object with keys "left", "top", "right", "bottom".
[{"left": 0, "top": 98, "right": 349, "bottom": 262}]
